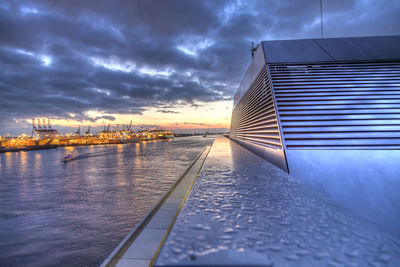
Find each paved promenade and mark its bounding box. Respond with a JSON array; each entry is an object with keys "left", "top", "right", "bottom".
[{"left": 154, "top": 136, "right": 400, "bottom": 266}]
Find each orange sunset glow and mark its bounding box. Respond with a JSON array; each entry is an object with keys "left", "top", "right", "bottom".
[{"left": 25, "top": 100, "right": 232, "bottom": 133}]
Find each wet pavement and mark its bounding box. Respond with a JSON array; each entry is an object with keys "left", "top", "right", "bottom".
[{"left": 155, "top": 136, "right": 400, "bottom": 266}]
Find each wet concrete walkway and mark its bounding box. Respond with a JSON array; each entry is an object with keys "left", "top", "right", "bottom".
[
  {"left": 101, "top": 146, "right": 211, "bottom": 267},
  {"left": 154, "top": 136, "right": 400, "bottom": 266}
]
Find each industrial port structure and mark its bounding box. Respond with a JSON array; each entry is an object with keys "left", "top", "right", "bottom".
[{"left": 0, "top": 119, "right": 174, "bottom": 152}]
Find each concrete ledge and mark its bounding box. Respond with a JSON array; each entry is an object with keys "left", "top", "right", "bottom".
[{"left": 101, "top": 145, "right": 211, "bottom": 267}]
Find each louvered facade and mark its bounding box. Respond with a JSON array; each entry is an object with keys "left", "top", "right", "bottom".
[
  {"left": 230, "top": 44, "right": 287, "bottom": 170},
  {"left": 230, "top": 66, "right": 282, "bottom": 150},
  {"left": 230, "top": 36, "right": 400, "bottom": 235},
  {"left": 270, "top": 61, "right": 400, "bottom": 149}
]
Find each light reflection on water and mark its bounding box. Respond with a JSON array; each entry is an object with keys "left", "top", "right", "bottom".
[{"left": 0, "top": 136, "right": 215, "bottom": 267}]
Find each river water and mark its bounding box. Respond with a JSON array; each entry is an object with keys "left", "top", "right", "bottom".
[{"left": 0, "top": 136, "right": 215, "bottom": 267}]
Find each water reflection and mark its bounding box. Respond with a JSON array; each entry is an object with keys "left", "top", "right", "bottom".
[
  {"left": 4, "top": 152, "right": 13, "bottom": 170},
  {"left": 19, "top": 151, "right": 28, "bottom": 177},
  {"left": 0, "top": 136, "right": 215, "bottom": 267}
]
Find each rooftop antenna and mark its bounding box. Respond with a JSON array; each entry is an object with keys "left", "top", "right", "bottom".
[
  {"left": 250, "top": 42, "right": 257, "bottom": 58},
  {"left": 320, "top": 0, "right": 324, "bottom": 38}
]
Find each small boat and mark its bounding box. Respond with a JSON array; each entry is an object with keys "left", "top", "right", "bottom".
[{"left": 63, "top": 154, "right": 75, "bottom": 162}]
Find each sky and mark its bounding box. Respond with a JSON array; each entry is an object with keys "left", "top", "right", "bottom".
[{"left": 1, "top": 0, "right": 399, "bottom": 135}]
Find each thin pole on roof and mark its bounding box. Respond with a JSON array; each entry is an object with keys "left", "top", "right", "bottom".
[{"left": 320, "top": 0, "right": 324, "bottom": 38}]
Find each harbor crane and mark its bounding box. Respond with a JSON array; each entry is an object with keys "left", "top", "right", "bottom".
[
  {"left": 32, "top": 119, "right": 37, "bottom": 130},
  {"left": 128, "top": 120, "right": 132, "bottom": 132},
  {"left": 85, "top": 126, "right": 91, "bottom": 136},
  {"left": 32, "top": 118, "right": 37, "bottom": 136}
]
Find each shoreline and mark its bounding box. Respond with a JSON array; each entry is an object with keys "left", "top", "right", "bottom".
[
  {"left": 0, "top": 135, "right": 221, "bottom": 154},
  {"left": 0, "top": 139, "right": 149, "bottom": 154}
]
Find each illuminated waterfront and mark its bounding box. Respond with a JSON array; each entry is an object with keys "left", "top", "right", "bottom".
[
  {"left": 0, "top": 136, "right": 215, "bottom": 267},
  {"left": 0, "top": 121, "right": 174, "bottom": 152}
]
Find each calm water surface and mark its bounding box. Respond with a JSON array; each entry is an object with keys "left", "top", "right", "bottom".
[{"left": 0, "top": 136, "right": 215, "bottom": 266}]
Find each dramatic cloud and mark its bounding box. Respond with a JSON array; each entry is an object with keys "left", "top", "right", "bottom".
[
  {"left": 157, "top": 110, "right": 180, "bottom": 114},
  {"left": 1, "top": 0, "right": 399, "bottom": 134}
]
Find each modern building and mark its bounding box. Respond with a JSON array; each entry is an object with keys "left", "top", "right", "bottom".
[{"left": 230, "top": 36, "right": 400, "bottom": 236}]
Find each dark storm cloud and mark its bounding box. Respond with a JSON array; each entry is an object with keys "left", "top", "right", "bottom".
[
  {"left": 157, "top": 110, "right": 180, "bottom": 114},
  {"left": 97, "top": 115, "right": 115, "bottom": 121},
  {"left": 1, "top": 0, "right": 399, "bottom": 134}
]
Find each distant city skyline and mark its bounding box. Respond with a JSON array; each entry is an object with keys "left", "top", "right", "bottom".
[{"left": 1, "top": 0, "right": 400, "bottom": 135}]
